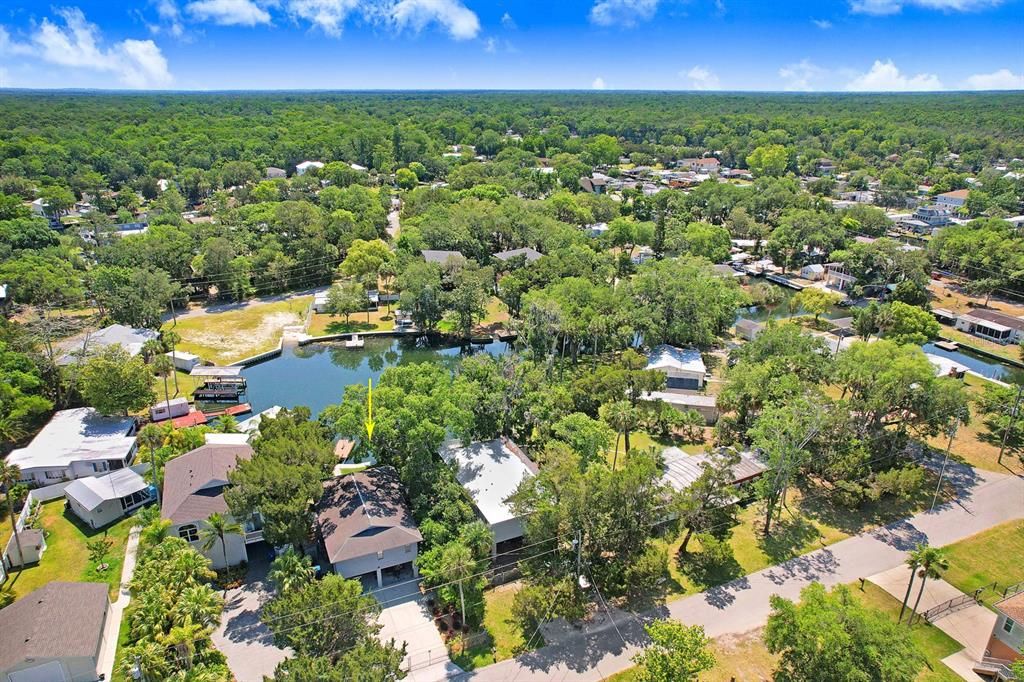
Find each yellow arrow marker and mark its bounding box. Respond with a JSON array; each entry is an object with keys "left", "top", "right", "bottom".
[{"left": 365, "top": 378, "right": 375, "bottom": 441}]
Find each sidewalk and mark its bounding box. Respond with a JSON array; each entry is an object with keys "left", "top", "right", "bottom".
[
  {"left": 99, "top": 526, "right": 141, "bottom": 681},
  {"left": 460, "top": 467, "right": 1024, "bottom": 681}
]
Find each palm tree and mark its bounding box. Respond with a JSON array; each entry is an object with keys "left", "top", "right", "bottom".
[
  {"left": 141, "top": 338, "right": 165, "bottom": 364},
  {"left": 214, "top": 414, "right": 238, "bottom": 434},
  {"left": 908, "top": 546, "right": 950, "bottom": 627},
  {"left": 898, "top": 544, "right": 927, "bottom": 623},
  {"left": 200, "top": 512, "right": 243, "bottom": 593},
  {"left": 158, "top": 615, "right": 209, "bottom": 671},
  {"left": 153, "top": 355, "right": 175, "bottom": 413},
  {"left": 441, "top": 542, "right": 477, "bottom": 635},
  {"left": 161, "top": 329, "right": 182, "bottom": 394},
  {"left": 174, "top": 584, "right": 223, "bottom": 629},
  {"left": 137, "top": 423, "right": 164, "bottom": 503},
  {"left": 600, "top": 400, "right": 638, "bottom": 470},
  {"left": 140, "top": 518, "right": 172, "bottom": 548},
  {"left": 121, "top": 640, "right": 171, "bottom": 682},
  {"left": 268, "top": 548, "right": 315, "bottom": 594},
  {"left": 0, "top": 461, "right": 25, "bottom": 572}
]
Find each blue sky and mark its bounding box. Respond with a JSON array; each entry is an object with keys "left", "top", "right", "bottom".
[{"left": 0, "top": 0, "right": 1021, "bottom": 90}]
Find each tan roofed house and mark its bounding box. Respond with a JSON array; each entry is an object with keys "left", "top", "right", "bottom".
[
  {"left": 0, "top": 582, "right": 111, "bottom": 682},
  {"left": 161, "top": 443, "right": 256, "bottom": 569},
  {"left": 316, "top": 466, "right": 422, "bottom": 587}
]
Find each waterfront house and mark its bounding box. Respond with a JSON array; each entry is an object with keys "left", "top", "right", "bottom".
[
  {"left": 935, "top": 188, "right": 969, "bottom": 211},
  {"left": 439, "top": 438, "right": 537, "bottom": 557},
  {"left": 64, "top": 468, "right": 153, "bottom": 529},
  {"left": 7, "top": 408, "right": 137, "bottom": 485},
  {"left": 800, "top": 263, "right": 826, "bottom": 281},
  {"left": 983, "top": 590, "right": 1024, "bottom": 669},
  {"left": 953, "top": 308, "right": 1024, "bottom": 345},
  {"left": 161, "top": 443, "right": 257, "bottom": 569},
  {"left": 315, "top": 466, "right": 422, "bottom": 587},
  {"left": 0, "top": 582, "right": 111, "bottom": 682}
]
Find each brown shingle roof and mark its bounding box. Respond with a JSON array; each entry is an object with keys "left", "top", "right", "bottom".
[
  {"left": 317, "top": 466, "right": 422, "bottom": 565},
  {"left": 161, "top": 443, "right": 253, "bottom": 525},
  {"left": 0, "top": 582, "right": 109, "bottom": 672},
  {"left": 996, "top": 592, "right": 1024, "bottom": 622}
]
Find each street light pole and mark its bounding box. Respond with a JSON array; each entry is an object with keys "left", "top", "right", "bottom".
[{"left": 997, "top": 384, "right": 1023, "bottom": 466}]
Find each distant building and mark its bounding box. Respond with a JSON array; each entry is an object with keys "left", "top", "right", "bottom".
[
  {"left": 935, "top": 188, "right": 969, "bottom": 210},
  {"left": 421, "top": 249, "right": 466, "bottom": 266},
  {"left": 0, "top": 582, "right": 111, "bottom": 682},
  {"left": 646, "top": 345, "right": 706, "bottom": 390},
  {"left": 816, "top": 159, "right": 837, "bottom": 175},
  {"left": 295, "top": 160, "right": 324, "bottom": 175},
  {"left": 735, "top": 318, "right": 764, "bottom": 342},
  {"left": 912, "top": 205, "right": 953, "bottom": 228},
  {"left": 825, "top": 263, "right": 857, "bottom": 292},
  {"left": 56, "top": 324, "right": 159, "bottom": 366},
  {"left": 800, "top": 263, "right": 826, "bottom": 280},
  {"left": 7, "top": 408, "right": 137, "bottom": 485},
  {"left": 680, "top": 158, "right": 721, "bottom": 173},
  {"left": 316, "top": 467, "right": 422, "bottom": 587},
  {"left": 266, "top": 166, "right": 287, "bottom": 179},
  {"left": 578, "top": 176, "right": 607, "bottom": 194},
  {"left": 493, "top": 247, "right": 543, "bottom": 263},
  {"left": 439, "top": 438, "right": 536, "bottom": 556}
]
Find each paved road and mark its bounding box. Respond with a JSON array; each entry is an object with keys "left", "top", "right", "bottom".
[
  {"left": 211, "top": 547, "right": 291, "bottom": 682},
  {"left": 459, "top": 464, "right": 1024, "bottom": 681}
]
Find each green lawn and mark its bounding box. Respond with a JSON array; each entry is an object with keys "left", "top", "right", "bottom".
[
  {"left": 938, "top": 327, "right": 1023, "bottom": 364},
  {"left": 165, "top": 295, "right": 313, "bottom": 365},
  {"left": 941, "top": 520, "right": 1024, "bottom": 603},
  {"left": 438, "top": 297, "right": 510, "bottom": 335},
  {"left": 451, "top": 583, "right": 540, "bottom": 670},
  {"left": 0, "top": 499, "right": 134, "bottom": 602},
  {"left": 307, "top": 308, "right": 396, "bottom": 336}
]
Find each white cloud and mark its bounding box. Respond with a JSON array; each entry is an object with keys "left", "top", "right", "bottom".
[
  {"left": 29, "top": 8, "right": 172, "bottom": 88},
  {"left": 812, "top": 18, "right": 832, "bottom": 28},
  {"left": 963, "top": 68, "right": 1024, "bottom": 90},
  {"left": 390, "top": 0, "right": 480, "bottom": 40},
  {"left": 592, "top": 76, "right": 606, "bottom": 90},
  {"left": 153, "top": 0, "right": 185, "bottom": 36},
  {"left": 850, "top": 0, "right": 1002, "bottom": 15},
  {"left": 0, "top": 26, "right": 34, "bottom": 56},
  {"left": 186, "top": 0, "right": 272, "bottom": 26},
  {"left": 501, "top": 12, "right": 516, "bottom": 29},
  {"left": 845, "top": 59, "right": 943, "bottom": 91},
  {"left": 286, "top": 0, "right": 360, "bottom": 36},
  {"left": 589, "top": 0, "right": 659, "bottom": 27},
  {"left": 484, "top": 36, "right": 496, "bottom": 53},
  {"left": 779, "top": 59, "right": 826, "bottom": 90},
  {"left": 684, "top": 65, "right": 720, "bottom": 90}
]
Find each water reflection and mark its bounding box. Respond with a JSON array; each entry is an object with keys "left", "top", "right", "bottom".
[{"left": 242, "top": 336, "right": 508, "bottom": 417}]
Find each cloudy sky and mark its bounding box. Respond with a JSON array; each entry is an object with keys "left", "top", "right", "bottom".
[{"left": 0, "top": 0, "right": 1021, "bottom": 91}]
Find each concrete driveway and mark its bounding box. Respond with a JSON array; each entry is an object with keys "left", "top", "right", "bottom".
[
  {"left": 372, "top": 578, "right": 463, "bottom": 682},
  {"left": 212, "top": 545, "right": 291, "bottom": 682}
]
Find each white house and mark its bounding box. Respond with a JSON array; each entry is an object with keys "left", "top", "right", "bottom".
[
  {"left": 312, "top": 290, "right": 331, "bottom": 313},
  {"left": 315, "top": 467, "right": 422, "bottom": 587},
  {"left": 7, "top": 408, "right": 137, "bottom": 485},
  {"left": 935, "top": 189, "right": 969, "bottom": 211},
  {"left": 64, "top": 468, "right": 153, "bottom": 529},
  {"left": 295, "top": 160, "right": 324, "bottom": 175},
  {"left": 800, "top": 263, "right": 826, "bottom": 281},
  {"left": 646, "top": 345, "right": 706, "bottom": 390},
  {"left": 439, "top": 438, "right": 537, "bottom": 556},
  {"left": 56, "top": 324, "right": 159, "bottom": 366},
  {"left": 161, "top": 443, "right": 257, "bottom": 569},
  {"left": 0, "top": 582, "right": 111, "bottom": 682},
  {"left": 166, "top": 350, "right": 201, "bottom": 372},
  {"left": 735, "top": 318, "right": 764, "bottom": 342},
  {"left": 954, "top": 309, "right": 1024, "bottom": 345},
  {"left": 825, "top": 263, "right": 858, "bottom": 292}
]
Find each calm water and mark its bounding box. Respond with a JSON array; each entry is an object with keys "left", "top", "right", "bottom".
[
  {"left": 242, "top": 336, "right": 509, "bottom": 417},
  {"left": 921, "top": 342, "right": 1011, "bottom": 380}
]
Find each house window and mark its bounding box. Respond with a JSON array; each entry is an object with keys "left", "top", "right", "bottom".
[
  {"left": 1004, "top": 618, "right": 1016, "bottom": 634},
  {"left": 92, "top": 461, "right": 109, "bottom": 473},
  {"left": 178, "top": 524, "right": 199, "bottom": 542},
  {"left": 377, "top": 550, "right": 384, "bottom": 560},
  {"left": 44, "top": 471, "right": 63, "bottom": 480}
]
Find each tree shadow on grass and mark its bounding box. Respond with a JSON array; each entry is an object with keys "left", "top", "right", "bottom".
[
  {"left": 677, "top": 545, "right": 744, "bottom": 590},
  {"left": 322, "top": 319, "right": 379, "bottom": 334},
  {"left": 757, "top": 513, "right": 824, "bottom": 565}
]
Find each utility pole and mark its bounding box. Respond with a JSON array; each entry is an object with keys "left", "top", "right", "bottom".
[
  {"left": 997, "top": 384, "right": 1024, "bottom": 466},
  {"left": 931, "top": 410, "right": 965, "bottom": 512}
]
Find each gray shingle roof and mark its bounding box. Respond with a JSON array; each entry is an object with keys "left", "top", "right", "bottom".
[
  {"left": 0, "top": 582, "right": 109, "bottom": 672},
  {"left": 161, "top": 443, "right": 253, "bottom": 525},
  {"left": 493, "top": 247, "right": 543, "bottom": 263},
  {"left": 421, "top": 249, "right": 465, "bottom": 265}
]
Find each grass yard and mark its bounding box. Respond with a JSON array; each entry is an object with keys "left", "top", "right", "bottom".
[
  {"left": 109, "top": 613, "right": 133, "bottom": 682},
  {"left": 151, "top": 369, "right": 206, "bottom": 403},
  {"left": 307, "top": 307, "right": 396, "bottom": 336},
  {"left": 164, "top": 295, "right": 313, "bottom": 365},
  {"left": 937, "top": 326, "right": 1023, "bottom": 364},
  {"left": 0, "top": 499, "right": 133, "bottom": 602},
  {"left": 940, "top": 520, "right": 1024, "bottom": 602},
  {"left": 438, "top": 297, "right": 510, "bottom": 335},
  {"left": 451, "top": 582, "right": 539, "bottom": 670}
]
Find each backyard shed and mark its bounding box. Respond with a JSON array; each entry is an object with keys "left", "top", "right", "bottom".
[{"left": 64, "top": 468, "right": 153, "bottom": 529}]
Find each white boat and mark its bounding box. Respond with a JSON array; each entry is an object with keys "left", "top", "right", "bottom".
[{"left": 345, "top": 334, "right": 364, "bottom": 349}]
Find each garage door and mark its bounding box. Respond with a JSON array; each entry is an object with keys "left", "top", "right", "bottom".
[
  {"left": 9, "top": 660, "right": 67, "bottom": 682},
  {"left": 666, "top": 377, "right": 700, "bottom": 390}
]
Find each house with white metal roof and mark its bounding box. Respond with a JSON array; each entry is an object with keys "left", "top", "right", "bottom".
[
  {"left": 439, "top": 437, "right": 537, "bottom": 555},
  {"left": 6, "top": 408, "right": 137, "bottom": 485},
  {"left": 660, "top": 447, "right": 767, "bottom": 494},
  {"left": 56, "top": 324, "right": 159, "bottom": 366},
  {"left": 64, "top": 468, "right": 153, "bottom": 529},
  {"left": 646, "top": 345, "right": 707, "bottom": 390}
]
